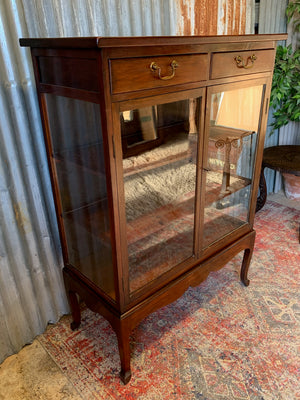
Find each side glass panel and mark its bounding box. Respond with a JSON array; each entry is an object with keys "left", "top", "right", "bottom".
[
  {"left": 121, "top": 98, "right": 201, "bottom": 293},
  {"left": 203, "top": 85, "right": 263, "bottom": 248},
  {"left": 44, "top": 95, "right": 115, "bottom": 300}
]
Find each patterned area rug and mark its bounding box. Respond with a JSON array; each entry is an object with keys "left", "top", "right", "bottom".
[{"left": 38, "top": 201, "right": 300, "bottom": 400}]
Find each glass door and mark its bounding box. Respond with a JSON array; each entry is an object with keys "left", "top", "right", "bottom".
[
  {"left": 202, "top": 82, "right": 265, "bottom": 249},
  {"left": 118, "top": 92, "right": 204, "bottom": 294}
]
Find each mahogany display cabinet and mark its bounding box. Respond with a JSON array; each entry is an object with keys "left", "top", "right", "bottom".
[{"left": 20, "top": 34, "right": 286, "bottom": 383}]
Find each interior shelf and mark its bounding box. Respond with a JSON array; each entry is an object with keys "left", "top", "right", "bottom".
[{"left": 64, "top": 188, "right": 246, "bottom": 293}]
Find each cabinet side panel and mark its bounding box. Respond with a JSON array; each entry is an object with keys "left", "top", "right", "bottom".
[
  {"left": 36, "top": 52, "right": 99, "bottom": 92},
  {"left": 43, "top": 94, "right": 116, "bottom": 301}
]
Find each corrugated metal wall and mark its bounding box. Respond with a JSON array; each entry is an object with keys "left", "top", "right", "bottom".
[
  {"left": 258, "top": 0, "right": 299, "bottom": 193},
  {"left": 21, "top": 0, "right": 178, "bottom": 37},
  {"left": 0, "top": 0, "right": 68, "bottom": 363},
  {"left": 177, "top": 0, "right": 218, "bottom": 35},
  {"left": 20, "top": 0, "right": 256, "bottom": 38},
  {"left": 175, "top": 0, "right": 254, "bottom": 35},
  {"left": 0, "top": 0, "right": 285, "bottom": 363}
]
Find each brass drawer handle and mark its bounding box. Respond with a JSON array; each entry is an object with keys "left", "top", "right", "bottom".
[
  {"left": 150, "top": 60, "right": 179, "bottom": 80},
  {"left": 234, "top": 54, "right": 257, "bottom": 69}
]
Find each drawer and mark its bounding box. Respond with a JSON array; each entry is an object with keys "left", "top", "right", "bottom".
[
  {"left": 110, "top": 54, "right": 208, "bottom": 94},
  {"left": 210, "top": 49, "right": 275, "bottom": 79}
]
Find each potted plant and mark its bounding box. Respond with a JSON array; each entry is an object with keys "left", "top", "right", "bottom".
[{"left": 270, "top": 1, "right": 300, "bottom": 132}]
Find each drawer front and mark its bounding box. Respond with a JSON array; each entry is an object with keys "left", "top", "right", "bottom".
[
  {"left": 110, "top": 54, "right": 208, "bottom": 94},
  {"left": 210, "top": 49, "right": 275, "bottom": 79}
]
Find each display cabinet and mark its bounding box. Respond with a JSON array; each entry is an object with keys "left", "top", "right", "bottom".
[{"left": 20, "top": 34, "right": 286, "bottom": 383}]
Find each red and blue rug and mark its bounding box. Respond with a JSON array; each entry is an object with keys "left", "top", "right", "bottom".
[{"left": 38, "top": 201, "right": 300, "bottom": 399}]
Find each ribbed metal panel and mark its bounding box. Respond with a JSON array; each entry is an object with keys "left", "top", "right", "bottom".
[
  {"left": 217, "top": 0, "right": 255, "bottom": 35},
  {"left": 21, "top": 0, "right": 178, "bottom": 37},
  {"left": 258, "top": 0, "right": 299, "bottom": 193},
  {"left": 258, "top": 0, "right": 287, "bottom": 35},
  {"left": 0, "top": 0, "right": 258, "bottom": 363},
  {"left": 176, "top": 0, "right": 254, "bottom": 35},
  {"left": 0, "top": 0, "right": 68, "bottom": 363}
]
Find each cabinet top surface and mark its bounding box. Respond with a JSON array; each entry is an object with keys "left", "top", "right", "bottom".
[{"left": 20, "top": 34, "right": 287, "bottom": 49}]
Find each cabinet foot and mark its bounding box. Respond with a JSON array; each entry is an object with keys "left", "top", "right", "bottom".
[
  {"left": 120, "top": 369, "right": 132, "bottom": 385},
  {"left": 242, "top": 277, "right": 250, "bottom": 287},
  {"left": 240, "top": 246, "right": 253, "bottom": 287},
  {"left": 70, "top": 320, "right": 81, "bottom": 331}
]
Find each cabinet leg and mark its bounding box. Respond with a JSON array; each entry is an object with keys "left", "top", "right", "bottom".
[
  {"left": 63, "top": 268, "right": 81, "bottom": 330},
  {"left": 240, "top": 246, "right": 253, "bottom": 287},
  {"left": 68, "top": 290, "right": 81, "bottom": 330},
  {"left": 116, "top": 321, "right": 132, "bottom": 384}
]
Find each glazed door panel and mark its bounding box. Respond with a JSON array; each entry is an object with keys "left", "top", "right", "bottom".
[
  {"left": 117, "top": 93, "right": 204, "bottom": 294},
  {"left": 202, "top": 82, "right": 266, "bottom": 249}
]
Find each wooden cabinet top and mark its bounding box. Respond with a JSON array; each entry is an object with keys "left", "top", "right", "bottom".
[
  {"left": 20, "top": 34, "right": 287, "bottom": 49},
  {"left": 20, "top": 34, "right": 287, "bottom": 104}
]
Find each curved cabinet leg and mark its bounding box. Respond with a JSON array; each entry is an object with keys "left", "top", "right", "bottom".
[
  {"left": 256, "top": 166, "right": 267, "bottom": 212},
  {"left": 116, "top": 321, "right": 132, "bottom": 384},
  {"left": 63, "top": 268, "right": 81, "bottom": 330},
  {"left": 68, "top": 290, "right": 81, "bottom": 330},
  {"left": 240, "top": 246, "right": 254, "bottom": 287}
]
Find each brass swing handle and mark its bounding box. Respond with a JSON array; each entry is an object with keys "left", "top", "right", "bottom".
[
  {"left": 150, "top": 60, "right": 179, "bottom": 80},
  {"left": 234, "top": 54, "right": 257, "bottom": 69}
]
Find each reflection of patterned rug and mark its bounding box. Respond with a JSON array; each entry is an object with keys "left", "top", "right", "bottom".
[
  {"left": 127, "top": 195, "right": 245, "bottom": 292},
  {"left": 38, "top": 201, "right": 300, "bottom": 400}
]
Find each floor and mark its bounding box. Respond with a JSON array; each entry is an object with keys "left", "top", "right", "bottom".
[{"left": 0, "top": 191, "right": 299, "bottom": 400}]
